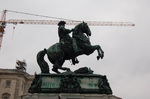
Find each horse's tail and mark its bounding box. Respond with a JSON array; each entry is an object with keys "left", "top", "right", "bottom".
[{"left": 37, "top": 49, "right": 49, "bottom": 73}]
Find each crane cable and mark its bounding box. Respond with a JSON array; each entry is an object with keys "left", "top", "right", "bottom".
[{"left": 6, "top": 10, "right": 80, "bottom": 22}]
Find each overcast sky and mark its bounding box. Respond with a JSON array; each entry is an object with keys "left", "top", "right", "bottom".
[{"left": 0, "top": 0, "right": 150, "bottom": 99}]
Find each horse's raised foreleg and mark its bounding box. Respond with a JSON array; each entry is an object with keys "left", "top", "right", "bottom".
[
  {"left": 96, "top": 45, "right": 104, "bottom": 60},
  {"left": 83, "top": 44, "right": 104, "bottom": 60},
  {"left": 100, "top": 46, "right": 104, "bottom": 58}
]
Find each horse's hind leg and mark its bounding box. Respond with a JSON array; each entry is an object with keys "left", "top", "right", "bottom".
[
  {"left": 52, "top": 57, "right": 67, "bottom": 73},
  {"left": 52, "top": 62, "right": 61, "bottom": 74},
  {"left": 52, "top": 58, "right": 71, "bottom": 73},
  {"left": 58, "top": 59, "right": 71, "bottom": 72}
]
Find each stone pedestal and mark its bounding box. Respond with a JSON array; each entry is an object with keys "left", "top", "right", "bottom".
[
  {"left": 22, "top": 93, "right": 121, "bottom": 99},
  {"left": 26, "top": 72, "right": 119, "bottom": 99},
  {"left": 29, "top": 73, "right": 112, "bottom": 94}
]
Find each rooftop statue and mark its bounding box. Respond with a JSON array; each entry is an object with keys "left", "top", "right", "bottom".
[
  {"left": 15, "top": 60, "right": 27, "bottom": 72},
  {"left": 37, "top": 21, "right": 104, "bottom": 73}
]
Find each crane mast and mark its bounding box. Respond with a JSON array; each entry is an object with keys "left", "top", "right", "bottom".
[{"left": 0, "top": 10, "right": 6, "bottom": 48}]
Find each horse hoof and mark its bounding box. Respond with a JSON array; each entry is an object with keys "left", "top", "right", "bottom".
[
  {"left": 72, "top": 59, "right": 79, "bottom": 65},
  {"left": 52, "top": 68, "right": 60, "bottom": 74},
  {"left": 76, "top": 60, "right": 79, "bottom": 64},
  {"left": 97, "top": 56, "right": 100, "bottom": 60},
  {"left": 101, "top": 54, "right": 104, "bottom": 59},
  {"left": 67, "top": 68, "right": 71, "bottom": 72}
]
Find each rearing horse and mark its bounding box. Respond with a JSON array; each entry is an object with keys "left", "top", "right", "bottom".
[{"left": 37, "top": 22, "right": 104, "bottom": 73}]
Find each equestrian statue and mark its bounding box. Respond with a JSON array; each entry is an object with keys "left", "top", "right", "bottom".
[{"left": 37, "top": 21, "right": 104, "bottom": 73}]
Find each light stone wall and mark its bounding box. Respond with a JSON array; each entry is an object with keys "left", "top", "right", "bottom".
[
  {"left": 0, "top": 79, "right": 17, "bottom": 99},
  {"left": 0, "top": 69, "right": 33, "bottom": 99}
]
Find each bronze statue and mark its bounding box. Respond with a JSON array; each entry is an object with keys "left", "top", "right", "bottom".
[{"left": 37, "top": 21, "right": 104, "bottom": 73}]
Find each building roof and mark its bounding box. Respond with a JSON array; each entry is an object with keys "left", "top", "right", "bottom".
[{"left": 0, "top": 68, "right": 34, "bottom": 80}]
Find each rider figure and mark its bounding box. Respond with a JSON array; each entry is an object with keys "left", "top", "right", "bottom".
[{"left": 58, "top": 21, "right": 79, "bottom": 65}]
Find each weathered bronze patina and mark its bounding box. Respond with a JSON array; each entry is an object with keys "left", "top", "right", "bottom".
[
  {"left": 29, "top": 71, "right": 112, "bottom": 94},
  {"left": 37, "top": 21, "right": 104, "bottom": 73}
]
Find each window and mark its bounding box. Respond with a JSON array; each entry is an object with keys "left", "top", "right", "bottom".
[
  {"left": 2, "top": 93, "right": 10, "bottom": 99},
  {"left": 22, "top": 82, "right": 25, "bottom": 91},
  {"left": 5, "top": 80, "right": 11, "bottom": 88}
]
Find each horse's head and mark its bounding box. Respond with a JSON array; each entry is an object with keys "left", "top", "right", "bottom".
[
  {"left": 73, "top": 22, "right": 91, "bottom": 36},
  {"left": 81, "top": 22, "right": 91, "bottom": 36}
]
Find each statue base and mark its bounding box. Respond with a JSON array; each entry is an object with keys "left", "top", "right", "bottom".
[
  {"left": 29, "top": 72, "right": 112, "bottom": 94},
  {"left": 22, "top": 93, "right": 122, "bottom": 99}
]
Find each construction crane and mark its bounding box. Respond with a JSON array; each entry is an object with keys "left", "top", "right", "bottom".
[{"left": 0, "top": 10, "right": 135, "bottom": 48}]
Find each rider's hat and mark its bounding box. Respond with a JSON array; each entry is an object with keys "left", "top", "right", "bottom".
[{"left": 58, "top": 21, "right": 66, "bottom": 26}]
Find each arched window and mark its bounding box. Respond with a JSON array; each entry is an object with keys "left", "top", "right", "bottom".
[{"left": 2, "top": 93, "right": 10, "bottom": 99}]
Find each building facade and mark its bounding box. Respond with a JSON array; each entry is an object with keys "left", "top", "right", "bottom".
[{"left": 0, "top": 68, "right": 34, "bottom": 99}]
